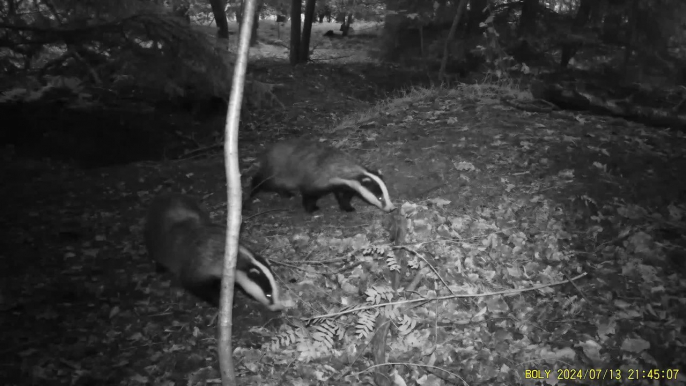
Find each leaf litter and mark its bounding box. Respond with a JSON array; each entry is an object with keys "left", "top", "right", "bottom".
[{"left": 1, "top": 86, "right": 685, "bottom": 385}]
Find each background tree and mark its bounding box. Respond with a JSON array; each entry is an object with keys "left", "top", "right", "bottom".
[
  {"left": 374, "top": 0, "right": 686, "bottom": 83},
  {"left": 559, "top": 0, "right": 593, "bottom": 68},
  {"left": 172, "top": 0, "right": 192, "bottom": 23},
  {"left": 300, "top": 0, "right": 318, "bottom": 62},
  {"left": 315, "top": 0, "right": 333, "bottom": 22},
  {"left": 518, "top": 0, "right": 538, "bottom": 36},
  {"left": 235, "top": 0, "right": 267, "bottom": 46},
  {"left": 439, "top": 0, "right": 468, "bottom": 81},
  {"left": 289, "top": 0, "right": 302, "bottom": 65},
  {"left": 467, "top": 0, "right": 487, "bottom": 35},
  {"left": 209, "top": 0, "right": 230, "bottom": 39}
]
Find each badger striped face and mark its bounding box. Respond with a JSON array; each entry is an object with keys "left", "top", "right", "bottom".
[
  {"left": 334, "top": 169, "right": 394, "bottom": 212},
  {"left": 235, "top": 246, "right": 284, "bottom": 311},
  {"left": 360, "top": 170, "right": 395, "bottom": 212}
]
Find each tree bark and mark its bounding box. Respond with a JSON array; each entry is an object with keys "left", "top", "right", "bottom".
[
  {"left": 289, "top": 0, "right": 301, "bottom": 65},
  {"left": 468, "top": 0, "right": 487, "bottom": 35},
  {"left": 560, "top": 0, "right": 592, "bottom": 68},
  {"left": 250, "top": 2, "right": 262, "bottom": 46},
  {"left": 299, "top": 0, "right": 317, "bottom": 63},
  {"left": 219, "top": 0, "right": 257, "bottom": 381},
  {"left": 209, "top": 0, "right": 230, "bottom": 40},
  {"left": 518, "top": 0, "right": 538, "bottom": 36},
  {"left": 341, "top": 14, "right": 353, "bottom": 36},
  {"left": 439, "top": 0, "right": 468, "bottom": 81}
]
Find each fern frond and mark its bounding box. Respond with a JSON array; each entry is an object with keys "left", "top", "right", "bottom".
[
  {"left": 386, "top": 255, "right": 401, "bottom": 271},
  {"left": 382, "top": 304, "right": 401, "bottom": 319},
  {"left": 263, "top": 324, "right": 301, "bottom": 352},
  {"left": 355, "top": 310, "right": 378, "bottom": 339},
  {"left": 297, "top": 339, "right": 332, "bottom": 362},
  {"left": 365, "top": 285, "right": 394, "bottom": 304},
  {"left": 397, "top": 314, "right": 417, "bottom": 336},
  {"left": 312, "top": 326, "right": 335, "bottom": 350}
]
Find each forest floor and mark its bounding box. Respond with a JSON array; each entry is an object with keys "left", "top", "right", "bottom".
[{"left": 1, "top": 19, "right": 685, "bottom": 386}]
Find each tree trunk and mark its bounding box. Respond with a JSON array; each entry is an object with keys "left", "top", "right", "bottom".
[
  {"left": 518, "top": 0, "right": 538, "bottom": 36},
  {"left": 289, "top": 0, "right": 301, "bottom": 65},
  {"left": 560, "top": 0, "right": 592, "bottom": 68},
  {"left": 381, "top": 0, "right": 404, "bottom": 60},
  {"left": 300, "top": 0, "right": 317, "bottom": 63},
  {"left": 219, "top": 0, "right": 258, "bottom": 381},
  {"left": 250, "top": 2, "right": 262, "bottom": 46},
  {"left": 209, "top": 0, "right": 229, "bottom": 40},
  {"left": 341, "top": 14, "right": 353, "bottom": 36},
  {"left": 467, "top": 0, "right": 487, "bottom": 35},
  {"left": 439, "top": 0, "right": 468, "bottom": 81}
]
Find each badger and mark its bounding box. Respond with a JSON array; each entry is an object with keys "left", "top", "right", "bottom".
[
  {"left": 249, "top": 138, "right": 395, "bottom": 213},
  {"left": 144, "top": 193, "right": 283, "bottom": 311}
]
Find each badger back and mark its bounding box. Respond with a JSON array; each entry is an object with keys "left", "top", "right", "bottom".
[{"left": 144, "top": 193, "right": 213, "bottom": 274}]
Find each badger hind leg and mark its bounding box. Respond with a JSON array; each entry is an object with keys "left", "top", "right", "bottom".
[
  {"left": 181, "top": 275, "right": 222, "bottom": 307},
  {"left": 249, "top": 173, "right": 266, "bottom": 198},
  {"left": 179, "top": 262, "right": 222, "bottom": 306},
  {"left": 302, "top": 192, "right": 322, "bottom": 213},
  {"left": 251, "top": 172, "right": 295, "bottom": 200},
  {"left": 334, "top": 189, "right": 356, "bottom": 212}
]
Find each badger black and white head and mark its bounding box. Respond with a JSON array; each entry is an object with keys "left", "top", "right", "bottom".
[
  {"left": 328, "top": 166, "right": 394, "bottom": 213},
  {"left": 178, "top": 227, "right": 285, "bottom": 312},
  {"left": 145, "top": 193, "right": 284, "bottom": 311},
  {"left": 233, "top": 245, "right": 283, "bottom": 311},
  {"left": 250, "top": 139, "right": 395, "bottom": 213}
]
